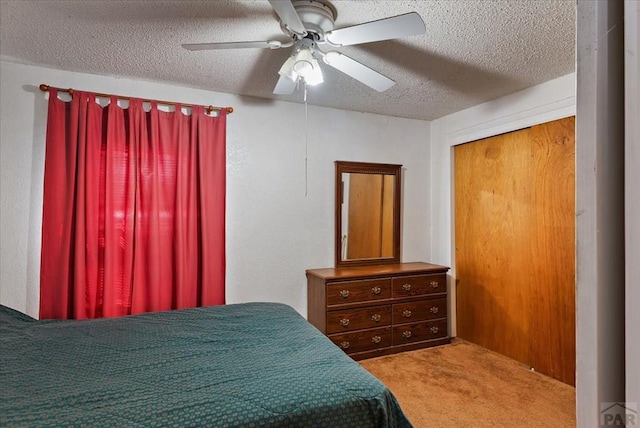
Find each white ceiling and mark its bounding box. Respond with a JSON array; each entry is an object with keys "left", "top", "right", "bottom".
[{"left": 0, "top": 0, "right": 576, "bottom": 121}]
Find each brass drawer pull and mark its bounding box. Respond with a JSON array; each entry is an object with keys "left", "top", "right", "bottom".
[
  {"left": 402, "top": 309, "right": 412, "bottom": 318},
  {"left": 371, "top": 286, "right": 382, "bottom": 295},
  {"left": 430, "top": 326, "right": 439, "bottom": 334},
  {"left": 339, "top": 318, "right": 350, "bottom": 327},
  {"left": 339, "top": 341, "right": 350, "bottom": 349},
  {"left": 430, "top": 306, "right": 439, "bottom": 314},
  {"left": 402, "top": 331, "right": 412, "bottom": 338},
  {"left": 339, "top": 290, "right": 350, "bottom": 298},
  {"left": 371, "top": 335, "right": 382, "bottom": 344},
  {"left": 430, "top": 281, "right": 439, "bottom": 289},
  {"left": 371, "top": 314, "right": 381, "bottom": 322},
  {"left": 402, "top": 283, "right": 412, "bottom": 291}
]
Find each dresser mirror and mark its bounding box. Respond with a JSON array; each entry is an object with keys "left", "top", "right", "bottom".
[{"left": 335, "top": 161, "right": 402, "bottom": 267}]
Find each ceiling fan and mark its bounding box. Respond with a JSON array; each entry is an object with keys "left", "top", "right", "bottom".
[{"left": 182, "top": 0, "right": 426, "bottom": 95}]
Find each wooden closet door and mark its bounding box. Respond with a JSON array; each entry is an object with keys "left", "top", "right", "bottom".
[{"left": 454, "top": 116, "right": 575, "bottom": 385}]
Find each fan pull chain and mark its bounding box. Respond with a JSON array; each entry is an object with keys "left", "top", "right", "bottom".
[{"left": 304, "top": 81, "right": 309, "bottom": 197}]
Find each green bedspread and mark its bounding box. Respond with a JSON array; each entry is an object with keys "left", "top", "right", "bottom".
[{"left": 0, "top": 302, "right": 412, "bottom": 427}]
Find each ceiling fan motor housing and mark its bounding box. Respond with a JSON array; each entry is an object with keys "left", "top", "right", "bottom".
[{"left": 283, "top": 0, "right": 337, "bottom": 39}]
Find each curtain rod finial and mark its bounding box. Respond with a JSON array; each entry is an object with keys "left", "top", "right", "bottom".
[
  {"left": 39, "top": 84, "right": 49, "bottom": 92},
  {"left": 227, "top": 107, "right": 234, "bottom": 114}
]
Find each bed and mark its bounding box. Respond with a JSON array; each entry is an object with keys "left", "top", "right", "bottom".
[{"left": 0, "top": 302, "right": 411, "bottom": 427}]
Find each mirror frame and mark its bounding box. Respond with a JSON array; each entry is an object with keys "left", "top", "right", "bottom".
[{"left": 335, "top": 161, "right": 402, "bottom": 268}]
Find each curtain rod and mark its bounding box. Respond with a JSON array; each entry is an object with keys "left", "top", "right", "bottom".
[{"left": 39, "top": 84, "right": 234, "bottom": 115}]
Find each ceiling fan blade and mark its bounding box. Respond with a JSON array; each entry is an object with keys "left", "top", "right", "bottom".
[
  {"left": 268, "top": 0, "right": 307, "bottom": 37},
  {"left": 182, "top": 40, "right": 285, "bottom": 51},
  {"left": 273, "top": 74, "right": 297, "bottom": 95},
  {"left": 325, "top": 12, "right": 425, "bottom": 47},
  {"left": 323, "top": 51, "right": 395, "bottom": 92}
]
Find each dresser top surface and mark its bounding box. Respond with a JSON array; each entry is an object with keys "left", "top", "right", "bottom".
[{"left": 306, "top": 262, "right": 449, "bottom": 280}]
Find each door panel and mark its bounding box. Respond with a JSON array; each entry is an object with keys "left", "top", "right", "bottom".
[
  {"left": 454, "top": 116, "right": 575, "bottom": 385},
  {"left": 527, "top": 118, "right": 576, "bottom": 385}
]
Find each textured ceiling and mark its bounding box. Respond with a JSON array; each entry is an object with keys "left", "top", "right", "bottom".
[{"left": 0, "top": 0, "right": 575, "bottom": 121}]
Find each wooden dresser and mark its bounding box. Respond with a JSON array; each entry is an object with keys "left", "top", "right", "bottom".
[{"left": 307, "top": 262, "right": 450, "bottom": 360}]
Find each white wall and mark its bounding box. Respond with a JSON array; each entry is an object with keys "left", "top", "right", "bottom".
[
  {"left": 0, "top": 59, "right": 431, "bottom": 319},
  {"left": 428, "top": 73, "right": 576, "bottom": 336}
]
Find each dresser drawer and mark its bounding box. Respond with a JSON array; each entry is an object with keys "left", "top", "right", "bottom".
[
  {"left": 327, "top": 278, "right": 391, "bottom": 306},
  {"left": 393, "top": 319, "right": 448, "bottom": 345},
  {"left": 392, "top": 298, "right": 447, "bottom": 324},
  {"left": 329, "top": 327, "right": 392, "bottom": 354},
  {"left": 326, "top": 305, "right": 391, "bottom": 334},
  {"left": 392, "top": 274, "right": 446, "bottom": 298}
]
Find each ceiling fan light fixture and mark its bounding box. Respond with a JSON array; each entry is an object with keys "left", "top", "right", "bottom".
[
  {"left": 303, "top": 59, "right": 323, "bottom": 85},
  {"left": 292, "top": 47, "right": 315, "bottom": 76},
  {"left": 278, "top": 55, "right": 298, "bottom": 81},
  {"left": 281, "top": 46, "right": 324, "bottom": 86}
]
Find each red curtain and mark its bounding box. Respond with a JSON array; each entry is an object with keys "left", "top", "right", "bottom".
[{"left": 40, "top": 90, "right": 226, "bottom": 319}]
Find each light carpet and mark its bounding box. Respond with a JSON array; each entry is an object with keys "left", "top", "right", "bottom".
[{"left": 360, "top": 339, "right": 575, "bottom": 428}]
